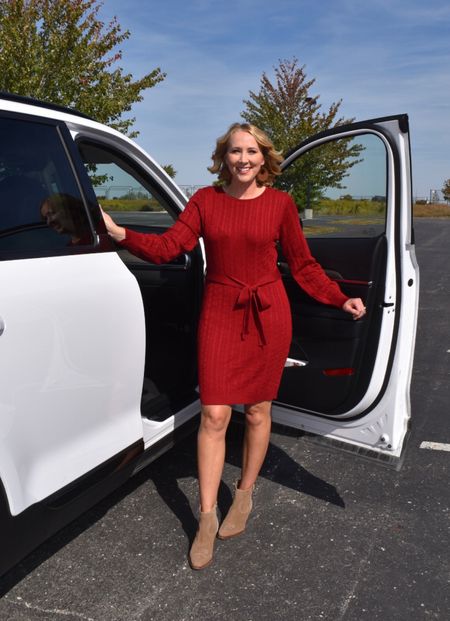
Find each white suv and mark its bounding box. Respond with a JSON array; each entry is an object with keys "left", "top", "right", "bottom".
[{"left": 0, "top": 93, "right": 419, "bottom": 576}]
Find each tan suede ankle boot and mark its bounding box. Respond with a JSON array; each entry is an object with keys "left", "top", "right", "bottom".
[
  {"left": 189, "top": 507, "right": 219, "bottom": 570},
  {"left": 217, "top": 482, "right": 254, "bottom": 540}
]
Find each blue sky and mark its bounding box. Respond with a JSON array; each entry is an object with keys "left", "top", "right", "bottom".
[{"left": 99, "top": 0, "right": 449, "bottom": 198}]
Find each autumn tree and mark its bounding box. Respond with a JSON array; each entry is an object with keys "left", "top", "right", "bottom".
[
  {"left": 442, "top": 179, "right": 450, "bottom": 202},
  {"left": 241, "top": 58, "right": 363, "bottom": 209},
  {"left": 0, "top": 0, "right": 165, "bottom": 137}
]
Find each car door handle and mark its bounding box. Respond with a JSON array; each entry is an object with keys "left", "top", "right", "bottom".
[{"left": 0, "top": 317, "right": 5, "bottom": 336}]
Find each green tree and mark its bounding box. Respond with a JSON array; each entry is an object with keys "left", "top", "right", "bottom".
[
  {"left": 442, "top": 179, "right": 450, "bottom": 202},
  {"left": 0, "top": 0, "right": 165, "bottom": 137},
  {"left": 162, "top": 164, "right": 177, "bottom": 179},
  {"left": 241, "top": 58, "right": 363, "bottom": 209}
]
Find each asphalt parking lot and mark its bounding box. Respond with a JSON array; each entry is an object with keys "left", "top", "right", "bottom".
[{"left": 0, "top": 218, "right": 449, "bottom": 621}]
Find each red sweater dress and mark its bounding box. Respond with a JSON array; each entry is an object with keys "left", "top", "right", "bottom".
[{"left": 119, "top": 186, "right": 348, "bottom": 405}]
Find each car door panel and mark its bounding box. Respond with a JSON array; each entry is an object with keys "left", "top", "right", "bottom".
[
  {"left": 116, "top": 230, "right": 202, "bottom": 406},
  {"left": 0, "top": 252, "right": 145, "bottom": 515},
  {"left": 271, "top": 116, "right": 418, "bottom": 461},
  {"left": 277, "top": 234, "right": 387, "bottom": 414},
  {"left": 0, "top": 111, "right": 146, "bottom": 515}
]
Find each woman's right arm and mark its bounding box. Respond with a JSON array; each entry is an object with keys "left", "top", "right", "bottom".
[{"left": 100, "top": 197, "right": 203, "bottom": 264}]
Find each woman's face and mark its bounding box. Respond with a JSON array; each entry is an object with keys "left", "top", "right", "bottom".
[
  {"left": 224, "top": 130, "right": 265, "bottom": 185},
  {"left": 41, "top": 200, "right": 73, "bottom": 235}
]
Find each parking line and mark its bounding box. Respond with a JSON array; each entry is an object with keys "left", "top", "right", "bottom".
[{"left": 420, "top": 441, "right": 450, "bottom": 452}]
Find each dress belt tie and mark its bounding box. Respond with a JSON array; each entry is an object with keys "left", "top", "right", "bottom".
[{"left": 206, "top": 271, "right": 281, "bottom": 346}]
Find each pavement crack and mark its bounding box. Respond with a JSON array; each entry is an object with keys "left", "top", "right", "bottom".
[
  {"left": 335, "top": 537, "right": 376, "bottom": 620},
  {"left": 6, "top": 596, "right": 95, "bottom": 620}
]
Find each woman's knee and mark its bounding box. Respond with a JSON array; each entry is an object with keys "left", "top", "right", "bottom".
[
  {"left": 200, "top": 405, "right": 231, "bottom": 435},
  {"left": 245, "top": 401, "right": 272, "bottom": 427}
]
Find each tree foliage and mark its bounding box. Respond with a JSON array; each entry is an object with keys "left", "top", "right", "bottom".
[
  {"left": 162, "top": 164, "right": 177, "bottom": 179},
  {"left": 442, "top": 179, "right": 450, "bottom": 202},
  {"left": 241, "top": 58, "right": 363, "bottom": 208},
  {"left": 0, "top": 0, "right": 165, "bottom": 136}
]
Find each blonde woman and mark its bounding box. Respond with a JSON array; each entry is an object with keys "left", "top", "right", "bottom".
[{"left": 102, "top": 123, "right": 365, "bottom": 570}]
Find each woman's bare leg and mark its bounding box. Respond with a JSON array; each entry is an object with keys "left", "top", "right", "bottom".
[
  {"left": 197, "top": 404, "right": 233, "bottom": 512},
  {"left": 216, "top": 401, "right": 271, "bottom": 540},
  {"left": 239, "top": 400, "right": 272, "bottom": 490}
]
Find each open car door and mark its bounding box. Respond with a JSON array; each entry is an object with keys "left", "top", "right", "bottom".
[{"left": 271, "top": 115, "right": 419, "bottom": 467}]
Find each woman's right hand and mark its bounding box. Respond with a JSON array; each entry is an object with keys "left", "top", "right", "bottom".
[{"left": 99, "top": 207, "right": 126, "bottom": 242}]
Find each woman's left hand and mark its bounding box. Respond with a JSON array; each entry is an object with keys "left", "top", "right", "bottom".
[{"left": 342, "top": 298, "right": 366, "bottom": 320}]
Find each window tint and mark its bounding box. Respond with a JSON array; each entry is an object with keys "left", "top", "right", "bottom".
[
  {"left": 78, "top": 141, "right": 174, "bottom": 228},
  {"left": 0, "top": 115, "right": 94, "bottom": 259},
  {"left": 281, "top": 133, "right": 387, "bottom": 238}
]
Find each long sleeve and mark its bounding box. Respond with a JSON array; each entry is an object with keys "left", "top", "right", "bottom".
[
  {"left": 279, "top": 196, "right": 348, "bottom": 308},
  {"left": 117, "top": 195, "right": 203, "bottom": 264}
]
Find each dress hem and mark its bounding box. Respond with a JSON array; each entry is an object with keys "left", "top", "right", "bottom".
[{"left": 200, "top": 394, "right": 278, "bottom": 406}]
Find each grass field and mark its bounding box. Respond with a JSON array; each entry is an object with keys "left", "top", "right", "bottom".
[
  {"left": 100, "top": 196, "right": 450, "bottom": 218},
  {"left": 413, "top": 202, "right": 450, "bottom": 217},
  {"left": 101, "top": 198, "right": 164, "bottom": 212},
  {"left": 314, "top": 198, "right": 450, "bottom": 217}
]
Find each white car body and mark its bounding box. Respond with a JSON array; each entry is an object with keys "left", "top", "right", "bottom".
[{"left": 0, "top": 95, "right": 418, "bottom": 575}]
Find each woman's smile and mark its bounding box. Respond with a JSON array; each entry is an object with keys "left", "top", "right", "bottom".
[{"left": 225, "top": 130, "right": 265, "bottom": 187}]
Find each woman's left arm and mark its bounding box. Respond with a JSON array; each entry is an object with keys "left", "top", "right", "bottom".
[{"left": 279, "top": 196, "right": 366, "bottom": 319}]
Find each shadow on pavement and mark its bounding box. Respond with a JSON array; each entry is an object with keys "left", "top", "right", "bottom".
[
  {"left": 149, "top": 420, "right": 345, "bottom": 548},
  {"left": 0, "top": 420, "right": 343, "bottom": 596}
]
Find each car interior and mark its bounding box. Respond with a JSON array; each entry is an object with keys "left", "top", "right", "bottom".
[
  {"left": 77, "top": 140, "right": 204, "bottom": 420},
  {"left": 277, "top": 234, "right": 386, "bottom": 415}
]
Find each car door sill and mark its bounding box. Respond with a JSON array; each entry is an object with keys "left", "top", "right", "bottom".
[
  {"left": 303, "top": 428, "right": 409, "bottom": 470},
  {"left": 141, "top": 398, "right": 200, "bottom": 449}
]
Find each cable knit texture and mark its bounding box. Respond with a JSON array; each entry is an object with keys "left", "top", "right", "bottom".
[{"left": 119, "top": 186, "right": 348, "bottom": 404}]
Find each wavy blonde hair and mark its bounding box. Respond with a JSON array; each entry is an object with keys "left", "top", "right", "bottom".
[{"left": 208, "top": 123, "right": 283, "bottom": 186}]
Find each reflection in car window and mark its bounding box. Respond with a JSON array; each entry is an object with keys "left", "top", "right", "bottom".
[
  {"left": 40, "top": 193, "right": 94, "bottom": 246},
  {"left": 0, "top": 115, "right": 94, "bottom": 258},
  {"left": 280, "top": 133, "right": 387, "bottom": 238}
]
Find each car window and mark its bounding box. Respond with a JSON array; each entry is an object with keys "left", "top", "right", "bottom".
[
  {"left": 0, "top": 115, "right": 95, "bottom": 259},
  {"left": 77, "top": 140, "right": 175, "bottom": 228},
  {"left": 281, "top": 133, "right": 387, "bottom": 238}
]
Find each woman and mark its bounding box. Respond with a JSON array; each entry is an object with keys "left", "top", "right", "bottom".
[
  {"left": 41, "top": 193, "right": 92, "bottom": 245},
  {"left": 101, "top": 123, "right": 365, "bottom": 570}
]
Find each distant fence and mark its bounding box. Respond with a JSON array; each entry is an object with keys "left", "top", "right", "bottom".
[
  {"left": 414, "top": 196, "right": 448, "bottom": 204},
  {"left": 178, "top": 185, "right": 208, "bottom": 197},
  {"left": 95, "top": 186, "right": 151, "bottom": 199},
  {"left": 92, "top": 184, "right": 448, "bottom": 204},
  {"left": 93, "top": 185, "right": 209, "bottom": 199}
]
